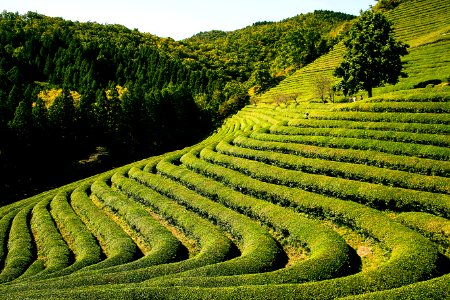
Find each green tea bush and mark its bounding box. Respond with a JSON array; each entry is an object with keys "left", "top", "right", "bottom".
[
  {"left": 70, "top": 184, "right": 138, "bottom": 272},
  {"left": 0, "top": 203, "right": 35, "bottom": 283},
  {"left": 288, "top": 118, "right": 450, "bottom": 135},
  {"left": 309, "top": 111, "right": 450, "bottom": 124},
  {"left": 271, "top": 124, "right": 450, "bottom": 147},
  {"left": 91, "top": 179, "right": 181, "bottom": 267},
  {"left": 250, "top": 130, "right": 450, "bottom": 162},
  {"left": 239, "top": 134, "right": 450, "bottom": 176},
  {"left": 332, "top": 102, "right": 450, "bottom": 113},
  {"left": 396, "top": 212, "right": 450, "bottom": 255},
  {"left": 0, "top": 210, "right": 17, "bottom": 270},
  {"left": 20, "top": 196, "right": 72, "bottom": 280},
  {"left": 216, "top": 139, "right": 450, "bottom": 194}
]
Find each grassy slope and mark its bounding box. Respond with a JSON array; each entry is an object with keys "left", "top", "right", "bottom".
[
  {"left": 259, "top": 0, "right": 450, "bottom": 102},
  {"left": 0, "top": 1, "right": 449, "bottom": 299}
]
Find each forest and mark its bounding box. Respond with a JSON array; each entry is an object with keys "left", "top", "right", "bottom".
[{"left": 0, "top": 10, "right": 354, "bottom": 203}]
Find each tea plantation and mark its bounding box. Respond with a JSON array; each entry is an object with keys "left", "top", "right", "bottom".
[{"left": 0, "top": 0, "right": 449, "bottom": 299}]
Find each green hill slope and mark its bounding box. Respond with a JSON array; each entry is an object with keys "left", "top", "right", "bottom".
[
  {"left": 0, "top": 1, "right": 449, "bottom": 299},
  {"left": 0, "top": 91, "right": 449, "bottom": 299},
  {"left": 259, "top": 0, "right": 450, "bottom": 102}
]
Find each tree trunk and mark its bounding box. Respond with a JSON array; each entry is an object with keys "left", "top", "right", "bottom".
[{"left": 367, "top": 87, "right": 373, "bottom": 98}]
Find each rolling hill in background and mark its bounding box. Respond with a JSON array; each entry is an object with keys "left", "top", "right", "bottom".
[
  {"left": 259, "top": 0, "right": 450, "bottom": 102},
  {"left": 0, "top": 0, "right": 449, "bottom": 299},
  {"left": 0, "top": 9, "right": 352, "bottom": 203}
]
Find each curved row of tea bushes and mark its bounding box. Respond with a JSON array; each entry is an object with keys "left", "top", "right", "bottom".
[
  {"left": 239, "top": 111, "right": 282, "bottom": 125},
  {"left": 128, "top": 156, "right": 284, "bottom": 279},
  {"left": 343, "top": 274, "right": 450, "bottom": 300},
  {"left": 0, "top": 167, "right": 235, "bottom": 294},
  {"left": 0, "top": 203, "right": 35, "bottom": 283},
  {"left": 8, "top": 275, "right": 449, "bottom": 300},
  {"left": 287, "top": 118, "right": 450, "bottom": 135},
  {"left": 0, "top": 210, "right": 18, "bottom": 271},
  {"left": 19, "top": 197, "right": 72, "bottom": 280},
  {"left": 395, "top": 212, "right": 450, "bottom": 255},
  {"left": 271, "top": 124, "right": 450, "bottom": 147},
  {"left": 107, "top": 171, "right": 238, "bottom": 280},
  {"left": 308, "top": 111, "right": 450, "bottom": 124},
  {"left": 236, "top": 134, "right": 450, "bottom": 176},
  {"left": 200, "top": 146, "right": 450, "bottom": 217},
  {"left": 332, "top": 101, "right": 450, "bottom": 113},
  {"left": 365, "top": 90, "right": 450, "bottom": 103},
  {"left": 69, "top": 185, "right": 138, "bottom": 271},
  {"left": 47, "top": 191, "right": 102, "bottom": 276},
  {"left": 147, "top": 150, "right": 353, "bottom": 287},
  {"left": 91, "top": 179, "right": 181, "bottom": 267},
  {"left": 175, "top": 150, "right": 441, "bottom": 298},
  {"left": 216, "top": 139, "right": 450, "bottom": 194},
  {"left": 267, "top": 127, "right": 450, "bottom": 160},
  {"left": 239, "top": 111, "right": 273, "bottom": 125},
  {"left": 243, "top": 106, "right": 306, "bottom": 121}
]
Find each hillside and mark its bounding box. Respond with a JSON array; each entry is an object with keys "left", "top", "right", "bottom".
[
  {"left": 259, "top": 0, "right": 450, "bottom": 102},
  {"left": 0, "top": 10, "right": 352, "bottom": 203},
  {"left": 0, "top": 1, "right": 449, "bottom": 299},
  {"left": 0, "top": 89, "right": 449, "bottom": 299},
  {"left": 181, "top": 10, "right": 354, "bottom": 87}
]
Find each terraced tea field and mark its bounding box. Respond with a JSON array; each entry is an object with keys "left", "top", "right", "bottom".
[
  {"left": 259, "top": 0, "right": 450, "bottom": 102},
  {"left": 0, "top": 93, "right": 449, "bottom": 299}
]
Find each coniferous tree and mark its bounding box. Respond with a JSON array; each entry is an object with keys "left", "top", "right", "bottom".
[
  {"left": 106, "top": 83, "right": 122, "bottom": 141},
  {"left": 93, "top": 88, "right": 109, "bottom": 139},
  {"left": 6, "top": 84, "right": 21, "bottom": 118},
  {"left": 8, "top": 100, "right": 32, "bottom": 138},
  {"left": 31, "top": 98, "right": 48, "bottom": 134},
  {"left": 48, "top": 88, "right": 75, "bottom": 138}
]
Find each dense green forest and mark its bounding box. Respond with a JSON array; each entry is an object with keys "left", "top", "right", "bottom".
[
  {"left": 183, "top": 11, "right": 354, "bottom": 92},
  {"left": 0, "top": 10, "right": 353, "bottom": 203}
]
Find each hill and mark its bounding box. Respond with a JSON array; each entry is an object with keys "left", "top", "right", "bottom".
[
  {"left": 0, "top": 1, "right": 449, "bottom": 299},
  {"left": 259, "top": 0, "right": 450, "bottom": 103},
  {"left": 181, "top": 10, "right": 354, "bottom": 89},
  {"left": 0, "top": 90, "right": 449, "bottom": 299},
  {"left": 0, "top": 10, "right": 352, "bottom": 202}
]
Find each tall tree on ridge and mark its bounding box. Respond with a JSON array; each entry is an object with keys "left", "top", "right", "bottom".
[{"left": 334, "top": 10, "right": 409, "bottom": 97}]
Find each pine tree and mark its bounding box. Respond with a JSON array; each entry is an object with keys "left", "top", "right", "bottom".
[
  {"left": 6, "top": 85, "right": 21, "bottom": 119},
  {"left": 48, "top": 88, "right": 75, "bottom": 137},
  {"left": 31, "top": 98, "right": 48, "bottom": 133},
  {"left": 8, "top": 100, "right": 32, "bottom": 138}
]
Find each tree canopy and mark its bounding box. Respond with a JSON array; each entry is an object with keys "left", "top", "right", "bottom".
[
  {"left": 334, "top": 10, "right": 409, "bottom": 97},
  {"left": 0, "top": 10, "right": 354, "bottom": 203}
]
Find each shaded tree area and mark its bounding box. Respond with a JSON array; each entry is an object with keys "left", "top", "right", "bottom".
[
  {"left": 0, "top": 11, "right": 222, "bottom": 203},
  {"left": 182, "top": 10, "right": 356, "bottom": 95},
  {"left": 0, "top": 10, "right": 355, "bottom": 203}
]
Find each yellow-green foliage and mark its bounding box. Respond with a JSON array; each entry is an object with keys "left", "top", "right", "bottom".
[{"left": 37, "top": 88, "right": 81, "bottom": 108}]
